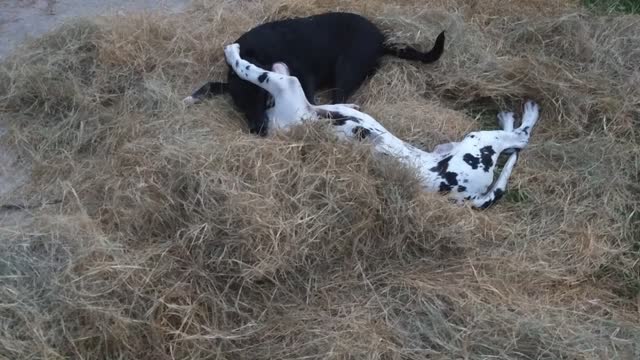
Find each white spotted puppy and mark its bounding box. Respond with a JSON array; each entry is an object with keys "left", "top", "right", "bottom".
[{"left": 223, "top": 43, "right": 539, "bottom": 209}]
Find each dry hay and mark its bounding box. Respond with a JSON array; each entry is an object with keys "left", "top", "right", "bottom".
[{"left": 0, "top": 0, "right": 639, "bottom": 359}]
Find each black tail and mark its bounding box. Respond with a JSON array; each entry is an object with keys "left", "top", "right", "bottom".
[
  {"left": 191, "top": 81, "right": 229, "bottom": 100},
  {"left": 384, "top": 31, "right": 445, "bottom": 63}
]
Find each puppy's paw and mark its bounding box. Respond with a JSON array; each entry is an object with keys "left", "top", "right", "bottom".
[
  {"left": 523, "top": 100, "right": 540, "bottom": 126},
  {"left": 524, "top": 100, "right": 538, "bottom": 111},
  {"left": 224, "top": 43, "right": 241, "bottom": 62},
  {"left": 497, "top": 111, "right": 515, "bottom": 130},
  {"left": 523, "top": 101, "right": 539, "bottom": 117},
  {"left": 182, "top": 96, "right": 199, "bottom": 106}
]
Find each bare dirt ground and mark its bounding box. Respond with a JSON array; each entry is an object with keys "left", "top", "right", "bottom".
[{"left": 0, "top": 0, "right": 189, "bottom": 59}]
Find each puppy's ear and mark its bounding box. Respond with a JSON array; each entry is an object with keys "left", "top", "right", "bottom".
[{"left": 272, "top": 62, "right": 290, "bottom": 75}]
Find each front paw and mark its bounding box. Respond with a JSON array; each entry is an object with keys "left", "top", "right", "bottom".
[
  {"left": 182, "top": 96, "right": 199, "bottom": 106},
  {"left": 224, "top": 43, "right": 241, "bottom": 63}
]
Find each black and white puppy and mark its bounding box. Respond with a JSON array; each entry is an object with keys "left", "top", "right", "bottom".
[
  {"left": 222, "top": 43, "right": 540, "bottom": 209},
  {"left": 184, "top": 12, "right": 445, "bottom": 136}
]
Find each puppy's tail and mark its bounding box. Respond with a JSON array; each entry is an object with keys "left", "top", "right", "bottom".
[
  {"left": 470, "top": 152, "right": 519, "bottom": 210},
  {"left": 384, "top": 31, "right": 445, "bottom": 63}
]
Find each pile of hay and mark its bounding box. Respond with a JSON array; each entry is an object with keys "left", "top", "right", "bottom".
[{"left": 1, "top": 0, "right": 638, "bottom": 358}]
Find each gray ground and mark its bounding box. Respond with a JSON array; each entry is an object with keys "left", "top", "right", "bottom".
[
  {"left": 0, "top": 0, "right": 190, "bottom": 222},
  {"left": 0, "top": 0, "right": 189, "bottom": 59}
]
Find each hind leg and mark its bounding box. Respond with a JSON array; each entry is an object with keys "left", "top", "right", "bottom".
[
  {"left": 497, "top": 111, "right": 517, "bottom": 154},
  {"left": 332, "top": 49, "right": 380, "bottom": 103},
  {"left": 468, "top": 152, "right": 519, "bottom": 209},
  {"left": 518, "top": 100, "right": 539, "bottom": 135},
  {"left": 312, "top": 104, "right": 361, "bottom": 113},
  {"left": 282, "top": 60, "right": 317, "bottom": 105},
  {"left": 332, "top": 57, "right": 364, "bottom": 103},
  {"left": 462, "top": 101, "right": 539, "bottom": 209},
  {"left": 494, "top": 101, "right": 539, "bottom": 153},
  {"left": 299, "top": 74, "right": 317, "bottom": 104},
  {"left": 498, "top": 101, "right": 539, "bottom": 137},
  {"left": 498, "top": 111, "right": 515, "bottom": 131}
]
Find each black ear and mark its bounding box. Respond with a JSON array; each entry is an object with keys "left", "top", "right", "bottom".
[{"left": 191, "top": 81, "right": 229, "bottom": 99}]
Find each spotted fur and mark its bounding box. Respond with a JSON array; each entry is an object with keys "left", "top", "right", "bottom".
[{"left": 223, "top": 43, "right": 540, "bottom": 209}]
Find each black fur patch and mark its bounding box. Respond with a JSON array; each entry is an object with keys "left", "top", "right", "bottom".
[
  {"left": 463, "top": 153, "right": 480, "bottom": 169},
  {"left": 352, "top": 126, "right": 372, "bottom": 140},
  {"left": 326, "top": 111, "right": 360, "bottom": 126},
  {"left": 494, "top": 188, "right": 505, "bottom": 202},
  {"left": 258, "top": 72, "right": 269, "bottom": 83},
  {"left": 439, "top": 182, "right": 453, "bottom": 193},
  {"left": 330, "top": 118, "right": 346, "bottom": 126},
  {"left": 457, "top": 185, "right": 467, "bottom": 192},
  {"left": 430, "top": 155, "right": 452, "bottom": 174},
  {"left": 480, "top": 146, "right": 496, "bottom": 172},
  {"left": 235, "top": 60, "right": 239, "bottom": 67},
  {"left": 430, "top": 155, "right": 459, "bottom": 189},
  {"left": 444, "top": 172, "right": 458, "bottom": 186},
  {"left": 479, "top": 188, "right": 505, "bottom": 209},
  {"left": 245, "top": 65, "right": 250, "bottom": 70},
  {"left": 266, "top": 96, "right": 275, "bottom": 109}
]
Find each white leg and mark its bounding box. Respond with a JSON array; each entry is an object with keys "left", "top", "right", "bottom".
[
  {"left": 313, "top": 104, "right": 360, "bottom": 113},
  {"left": 467, "top": 101, "right": 539, "bottom": 209},
  {"left": 500, "top": 101, "right": 539, "bottom": 150},
  {"left": 223, "top": 43, "right": 289, "bottom": 95},
  {"left": 497, "top": 111, "right": 515, "bottom": 131},
  {"left": 515, "top": 100, "right": 539, "bottom": 136},
  {"left": 497, "top": 111, "right": 515, "bottom": 154},
  {"left": 469, "top": 152, "right": 519, "bottom": 209},
  {"left": 479, "top": 100, "right": 540, "bottom": 152}
]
